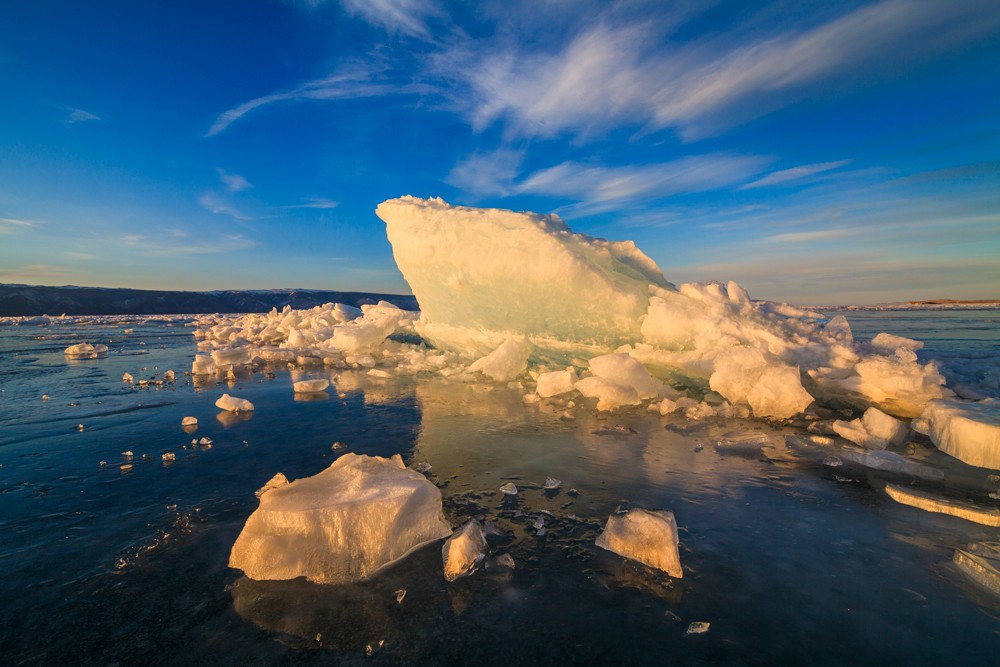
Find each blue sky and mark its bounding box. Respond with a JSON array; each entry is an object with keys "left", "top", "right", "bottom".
[{"left": 1, "top": 0, "right": 998, "bottom": 305}]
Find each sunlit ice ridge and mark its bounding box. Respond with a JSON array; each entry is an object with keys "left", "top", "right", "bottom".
[{"left": 190, "top": 196, "right": 997, "bottom": 469}]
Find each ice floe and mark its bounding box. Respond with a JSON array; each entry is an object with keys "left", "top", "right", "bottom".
[
  {"left": 216, "top": 393, "right": 254, "bottom": 413},
  {"left": 229, "top": 454, "right": 452, "bottom": 583}
]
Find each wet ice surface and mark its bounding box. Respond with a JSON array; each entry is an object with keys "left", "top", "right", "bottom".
[{"left": 1, "top": 313, "right": 999, "bottom": 665}]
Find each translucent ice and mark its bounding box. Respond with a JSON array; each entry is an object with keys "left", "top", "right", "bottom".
[
  {"left": 832, "top": 407, "right": 908, "bottom": 450},
  {"left": 442, "top": 520, "right": 487, "bottom": 581},
  {"left": 293, "top": 379, "right": 330, "bottom": 393},
  {"left": 468, "top": 337, "right": 532, "bottom": 382},
  {"left": 216, "top": 393, "right": 254, "bottom": 413},
  {"left": 64, "top": 343, "right": 108, "bottom": 358},
  {"left": 536, "top": 368, "right": 578, "bottom": 398},
  {"left": 229, "top": 454, "right": 452, "bottom": 583},
  {"left": 181, "top": 416, "right": 198, "bottom": 426},
  {"left": 587, "top": 353, "right": 662, "bottom": 400},
  {"left": 953, "top": 542, "right": 1000, "bottom": 596},
  {"left": 595, "top": 508, "right": 683, "bottom": 578},
  {"left": 921, "top": 399, "right": 1000, "bottom": 470},
  {"left": 885, "top": 484, "right": 1000, "bottom": 527}
]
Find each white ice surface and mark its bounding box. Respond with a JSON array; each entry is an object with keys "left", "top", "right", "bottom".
[
  {"left": 216, "top": 393, "right": 254, "bottom": 413},
  {"left": 230, "top": 454, "right": 452, "bottom": 584}
]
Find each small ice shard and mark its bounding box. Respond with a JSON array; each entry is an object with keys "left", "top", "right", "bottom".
[
  {"left": 664, "top": 610, "right": 683, "bottom": 623},
  {"left": 199, "top": 437, "right": 213, "bottom": 445},
  {"left": 595, "top": 508, "right": 683, "bottom": 578},
  {"left": 293, "top": 379, "right": 330, "bottom": 393},
  {"left": 532, "top": 516, "right": 545, "bottom": 530},
  {"left": 122, "top": 372, "right": 133, "bottom": 383},
  {"left": 162, "top": 452, "right": 175, "bottom": 462},
  {"left": 365, "top": 640, "right": 384, "bottom": 657},
  {"left": 41, "top": 394, "right": 49, "bottom": 401},
  {"left": 76, "top": 423, "right": 84, "bottom": 431},
  {"left": 163, "top": 370, "right": 175, "bottom": 382},
  {"left": 254, "top": 472, "right": 289, "bottom": 498},
  {"left": 181, "top": 416, "right": 198, "bottom": 427},
  {"left": 536, "top": 368, "right": 578, "bottom": 398},
  {"left": 442, "top": 520, "right": 487, "bottom": 582},
  {"left": 953, "top": 542, "right": 1000, "bottom": 597},
  {"left": 468, "top": 337, "right": 532, "bottom": 382},
  {"left": 413, "top": 462, "right": 432, "bottom": 474},
  {"left": 332, "top": 441, "right": 347, "bottom": 451},
  {"left": 714, "top": 434, "right": 769, "bottom": 454},
  {"left": 121, "top": 463, "right": 133, "bottom": 472},
  {"left": 594, "top": 424, "right": 637, "bottom": 436},
  {"left": 544, "top": 477, "right": 561, "bottom": 490},
  {"left": 499, "top": 482, "right": 518, "bottom": 496},
  {"left": 64, "top": 343, "right": 108, "bottom": 358},
  {"left": 832, "top": 407, "right": 908, "bottom": 450},
  {"left": 230, "top": 453, "right": 452, "bottom": 584},
  {"left": 493, "top": 553, "right": 515, "bottom": 569},
  {"left": 921, "top": 399, "right": 1000, "bottom": 470},
  {"left": 395, "top": 588, "right": 406, "bottom": 604},
  {"left": 216, "top": 393, "right": 254, "bottom": 413},
  {"left": 837, "top": 446, "right": 944, "bottom": 480},
  {"left": 122, "top": 450, "right": 133, "bottom": 458},
  {"left": 685, "top": 622, "right": 710, "bottom": 636},
  {"left": 884, "top": 484, "right": 1000, "bottom": 527}
]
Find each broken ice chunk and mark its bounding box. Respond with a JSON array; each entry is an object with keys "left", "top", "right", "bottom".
[
  {"left": 181, "top": 416, "right": 198, "bottom": 427},
  {"left": 745, "top": 365, "right": 813, "bottom": 420},
  {"left": 493, "top": 553, "right": 515, "bottom": 569},
  {"left": 953, "top": 542, "right": 1000, "bottom": 597},
  {"left": 884, "top": 484, "right": 1000, "bottom": 527},
  {"left": 536, "top": 368, "right": 578, "bottom": 398},
  {"left": 395, "top": 588, "right": 406, "bottom": 604},
  {"left": 685, "top": 622, "right": 710, "bottom": 636},
  {"left": 587, "top": 353, "right": 662, "bottom": 400},
  {"left": 122, "top": 372, "right": 133, "bottom": 383},
  {"left": 216, "top": 393, "right": 254, "bottom": 413},
  {"left": 499, "top": 482, "right": 518, "bottom": 496},
  {"left": 836, "top": 446, "right": 944, "bottom": 481},
  {"left": 921, "top": 399, "right": 1000, "bottom": 470},
  {"left": 161, "top": 452, "right": 175, "bottom": 462},
  {"left": 442, "top": 520, "right": 487, "bottom": 582},
  {"left": 293, "top": 379, "right": 330, "bottom": 393},
  {"left": 413, "top": 461, "right": 432, "bottom": 474},
  {"left": 714, "top": 435, "right": 769, "bottom": 455},
  {"left": 254, "top": 472, "right": 289, "bottom": 499},
  {"left": 544, "top": 477, "right": 561, "bottom": 490},
  {"left": 163, "top": 370, "right": 175, "bottom": 382},
  {"left": 468, "top": 337, "right": 532, "bottom": 382},
  {"left": 595, "top": 508, "right": 683, "bottom": 578},
  {"left": 64, "top": 343, "right": 108, "bottom": 358},
  {"left": 191, "top": 354, "right": 217, "bottom": 375},
  {"left": 575, "top": 376, "right": 641, "bottom": 411},
  {"left": 832, "top": 407, "right": 908, "bottom": 450},
  {"left": 230, "top": 453, "right": 452, "bottom": 583}
]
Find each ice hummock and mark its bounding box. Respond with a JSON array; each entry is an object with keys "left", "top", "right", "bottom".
[{"left": 229, "top": 454, "right": 452, "bottom": 584}]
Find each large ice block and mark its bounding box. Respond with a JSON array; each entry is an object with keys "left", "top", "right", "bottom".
[
  {"left": 376, "top": 196, "right": 672, "bottom": 355},
  {"left": 229, "top": 454, "right": 453, "bottom": 584},
  {"left": 595, "top": 508, "right": 683, "bottom": 578},
  {"left": 921, "top": 399, "right": 1000, "bottom": 470}
]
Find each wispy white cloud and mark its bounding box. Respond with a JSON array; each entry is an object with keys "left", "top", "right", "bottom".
[
  {"left": 66, "top": 108, "right": 101, "bottom": 124},
  {"left": 139, "top": 234, "right": 256, "bottom": 257},
  {"left": 206, "top": 64, "right": 430, "bottom": 136},
  {"left": 216, "top": 168, "right": 252, "bottom": 191},
  {"left": 516, "top": 153, "right": 767, "bottom": 204},
  {"left": 740, "top": 160, "right": 851, "bottom": 190},
  {"left": 339, "top": 0, "right": 443, "bottom": 40},
  {"left": 0, "top": 217, "right": 37, "bottom": 232},
  {"left": 764, "top": 228, "right": 858, "bottom": 244},
  {"left": 281, "top": 198, "right": 339, "bottom": 209},
  {"left": 120, "top": 234, "right": 144, "bottom": 245},
  {"left": 437, "top": 1, "right": 1000, "bottom": 140},
  {"left": 446, "top": 148, "right": 524, "bottom": 197},
  {"left": 198, "top": 192, "right": 255, "bottom": 220}
]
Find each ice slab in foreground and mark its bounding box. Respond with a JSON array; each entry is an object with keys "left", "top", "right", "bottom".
[
  {"left": 921, "top": 399, "right": 1000, "bottom": 470},
  {"left": 953, "top": 542, "right": 1000, "bottom": 597},
  {"left": 595, "top": 508, "right": 683, "bottom": 578},
  {"left": 884, "top": 483, "right": 1000, "bottom": 527},
  {"left": 230, "top": 454, "right": 452, "bottom": 584}
]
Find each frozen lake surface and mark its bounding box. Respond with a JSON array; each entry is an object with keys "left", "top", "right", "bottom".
[{"left": 1, "top": 310, "right": 998, "bottom": 665}]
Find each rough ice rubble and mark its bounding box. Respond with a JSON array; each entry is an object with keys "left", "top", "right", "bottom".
[
  {"left": 832, "top": 407, "right": 908, "bottom": 450},
  {"left": 189, "top": 197, "right": 1000, "bottom": 466},
  {"left": 229, "top": 454, "right": 452, "bottom": 584}
]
